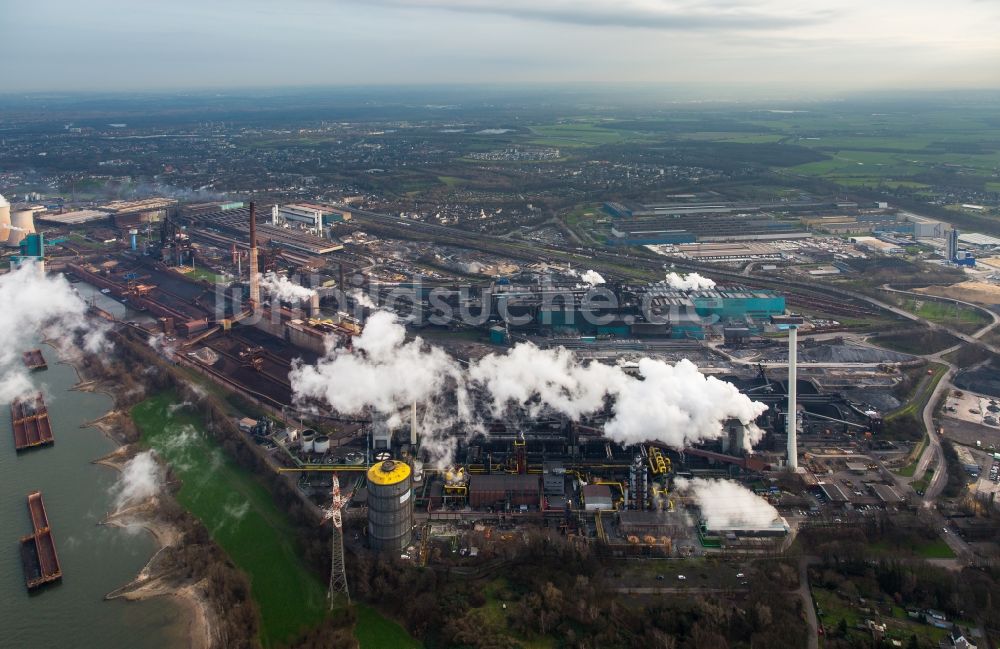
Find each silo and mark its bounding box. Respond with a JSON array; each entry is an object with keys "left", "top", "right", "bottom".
[
  {"left": 0, "top": 194, "right": 10, "bottom": 245},
  {"left": 300, "top": 429, "right": 317, "bottom": 454},
  {"left": 8, "top": 210, "right": 36, "bottom": 247},
  {"left": 312, "top": 435, "right": 331, "bottom": 454},
  {"left": 366, "top": 459, "right": 413, "bottom": 553}
]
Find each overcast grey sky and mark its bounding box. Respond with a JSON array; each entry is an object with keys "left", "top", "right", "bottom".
[{"left": 2, "top": 0, "right": 999, "bottom": 93}]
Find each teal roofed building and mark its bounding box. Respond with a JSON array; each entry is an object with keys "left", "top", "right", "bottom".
[{"left": 692, "top": 289, "right": 785, "bottom": 321}]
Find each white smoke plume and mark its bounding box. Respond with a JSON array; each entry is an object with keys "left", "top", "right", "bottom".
[
  {"left": 471, "top": 348, "right": 766, "bottom": 450},
  {"left": 581, "top": 270, "right": 606, "bottom": 286},
  {"left": 111, "top": 450, "right": 164, "bottom": 511},
  {"left": 289, "top": 310, "right": 474, "bottom": 464},
  {"left": 289, "top": 311, "right": 767, "bottom": 463},
  {"left": 260, "top": 272, "right": 316, "bottom": 303},
  {"left": 148, "top": 333, "right": 178, "bottom": 359},
  {"left": 349, "top": 288, "right": 377, "bottom": 309},
  {"left": 664, "top": 271, "right": 716, "bottom": 291},
  {"left": 674, "top": 477, "right": 783, "bottom": 530},
  {"left": 0, "top": 262, "right": 109, "bottom": 401}
]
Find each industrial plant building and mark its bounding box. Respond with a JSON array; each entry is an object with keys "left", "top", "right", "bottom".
[
  {"left": 274, "top": 203, "right": 352, "bottom": 229},
  {"left": 475, "top": 279, "right": 786, "bottom": 339}
]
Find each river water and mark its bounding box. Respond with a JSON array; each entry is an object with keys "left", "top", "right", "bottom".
[{"left": 0, "top": 338, "right": 184, "bottom": 648}]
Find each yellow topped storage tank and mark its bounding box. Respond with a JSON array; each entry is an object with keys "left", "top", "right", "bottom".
[{"left": 366, "top": 459, "right": 413, "bottom": 553}]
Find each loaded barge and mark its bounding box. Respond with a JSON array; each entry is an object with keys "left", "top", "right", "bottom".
[
  {"left": 22, "top": 349, "right": 48, "bottom": 371},
  {"left": 20, "top": 491, "right": 63, "bottom": 590},
  {"left": 11, "top": 393, "right": 54, "bottom": 450}
]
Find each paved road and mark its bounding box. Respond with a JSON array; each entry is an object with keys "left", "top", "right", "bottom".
[
  {"left": 613, "top": 586, "right": 742, "bottom": 594},
  {"left": 799, "top": 557, "right": 820, "bottom": 649},
  {"left": 881, "top": 284, "right": 1000, "bottom": 355},
  {"left": 869, "top": 286, "right": 1000, "bottom": 509}
]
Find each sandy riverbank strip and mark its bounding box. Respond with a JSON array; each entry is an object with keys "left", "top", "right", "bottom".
[
  {"left": 95, "top": 446, "right": 217, "bottom": 649},
  {"left": 68, "top": 345, "right": 220, "bottom": 649}
]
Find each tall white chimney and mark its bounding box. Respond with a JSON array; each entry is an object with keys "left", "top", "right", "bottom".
[
  {"left": 248, "top": 202, "right": 261, "bottom": 310},
  {"left": 309, "top": 292, "right": 320, "bottom": 319},
  {"left": 787, "top": 324, "right": 798, "bottom": 471},
  {"left": 410, "top": 401, "right": 418, "bottom": 446}
]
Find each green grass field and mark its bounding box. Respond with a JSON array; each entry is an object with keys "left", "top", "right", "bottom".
[
  {"left": 354, "top": 605, "right": 422, "bottom": 649},
  {"left": 813, "top": 586, "right": 951, "bottom": 646},
  {"left": 900, "top": 298, "right": 990, "bottom": 334},
  {"left": 177, "top": 266, "right": 223, "bottom": 284},
  {"left": 884, "top": 363, "right": 948, "bottom": 422},
  {"left": 915, "top": 539, "right": 956, "bottom": 559},
  {"left": 527, "top": 121, "right": 636, "bottom": 147},
  {"left": 894, "top": 460, "right": 919, "bottom": 477},
  {"left": 911, "top": 469, "right": 934, "bottom": 494},
  {"left": 133, "top": 393, "right": 328, "bottom": 647}
]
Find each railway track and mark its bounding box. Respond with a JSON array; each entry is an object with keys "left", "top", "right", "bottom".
[{"left": 349, "top": 208, "right": 892, "bottom": 320}]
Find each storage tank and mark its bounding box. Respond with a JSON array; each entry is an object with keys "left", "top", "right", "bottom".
[
  {"left": 0, "top": 194, "right": 10, "bottom": 245},
  {"left": 7, "top": 210, "right": 36, "bottom": 247},
  {"left": 300, "top": 429, "right": 317, "bottom": 454},
  {"left": 312, "top": 435, "right": 331, "bottom": 455},
  {"left": 366, "top": 459, "right": 413, "bottom": 553}
]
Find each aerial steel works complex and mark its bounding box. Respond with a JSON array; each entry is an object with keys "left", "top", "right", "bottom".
[{"left": 4, "top": 191, "right": 927, "bottom": 579}]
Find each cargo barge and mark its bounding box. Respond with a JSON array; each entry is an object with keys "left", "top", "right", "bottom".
[
  {"left": 22, "top": 349, "right": 48, "bottom": 371},
  {"left": 20, "top": 491, "right": 63, "bottom": 590},
  {"left": 11, "top": 393, "right": 55, "bottom": 450}
]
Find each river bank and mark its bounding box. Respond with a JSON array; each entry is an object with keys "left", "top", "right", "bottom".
[
  {"left": 73, "top": 364, "right": 220, "bottom": 649},
  {"left": 94, "top": 446, "right": 215, "bottom": 649},
  {"left": 1, "top": 340, "right": 185, "bottom": 649}
]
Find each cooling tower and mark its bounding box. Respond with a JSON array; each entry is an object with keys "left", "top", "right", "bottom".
[
  {"left": 0, "top": 194, "right": 10, "bottom": 245},
  {"left": 7, "top": 210, "right": 36, "bottom": 247}
]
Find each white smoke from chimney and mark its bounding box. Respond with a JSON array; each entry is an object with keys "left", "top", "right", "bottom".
[
  {"left": 260, "top": 272, "right": 316, "bottom": 303},
  {"left": 289, "top": 311, "right": 767, "bottom": 462},
  {"left": 581, "top": 270, "right": 606, "bottom": 286},
  {"left": 664, "top": 272, "right": 716, "bottom": 291},
  {"left": 471, "top": 346, "right": 766, "bottom": 450},
  {"left": 349, "top": 288, "right": 377, "bottom": 309},
  {"left": 674, "top": 477, "right": 783, "bottom": 530},
  {"left": 289, "top": 311, "right": 474, "bottom": 464},
  {"left": 0, "top": 262, "right": 109, "bottom": 401}
]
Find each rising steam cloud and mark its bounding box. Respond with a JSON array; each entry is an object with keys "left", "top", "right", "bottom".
[
  {"left": 289, "top": 311, "right": 473, "bottom": 464},
  {"left": 290, "top": 311, "right": 766, "bottom": 463},
  {"left": 260, "top": 272, "right": 316, "bottom": 303},
  {"left": 674, "top": 477, "right": 783, "bottom": 529},
  {"left": 0, "top": 262, "right": 109, "bottom": 402},
  {"left": 472, "top": 346, "right": 767, "bottom": 449},
  {"left": 664, "top": 272, "right": 716, "bottom": 291},
  {"left": 581, "top": 270, "right": 606, "bottom": 286},
  {"left": 349, "top": 288, "right": 377, "bottom": 309},
  {"left": 111, "top": 450, "right": 165, "bottom": 511}
]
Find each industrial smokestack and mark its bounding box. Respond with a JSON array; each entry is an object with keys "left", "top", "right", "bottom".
[
  {"left": 786, "top": 325, "right": 798, "bottom": 471},
  {"left": 248, "top": 202, "right": 261, "bottom": 310},
  {"left": 410, "top": 401, "right": 418, "bottom": 446},
  {"left": 309, "top": 291, "right": 320, "bottom": 319}
]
